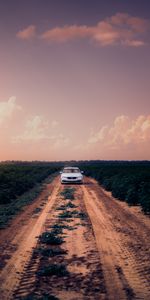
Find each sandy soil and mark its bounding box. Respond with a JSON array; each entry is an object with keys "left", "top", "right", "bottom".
[
  {"left": 0, "top": 176, "right": 150, "bottom": 300},
  {"left": 83, "top": 179, "right": 150, "bottom": 300},
  {"left": 0, "top": 178, "right": 60, "bottom": 299}
]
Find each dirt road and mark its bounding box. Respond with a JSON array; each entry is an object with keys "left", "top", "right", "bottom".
[{"left": 0, "top": 177, "right": 150, "bottom": 300}]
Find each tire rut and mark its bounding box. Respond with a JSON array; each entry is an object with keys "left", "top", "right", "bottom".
[
  {"left": 0, "top": 177, "right": 149, "bottom": 300},
  {"left": 82, "top": 181, "right": 150, "bottom": 300},
  {"left": 0, "top": 179, "right": 60, "bottom": 299}
]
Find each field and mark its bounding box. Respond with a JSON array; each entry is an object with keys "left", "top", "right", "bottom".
[
  {"left": 0, "top": 162, "right": 63, "bottom": 228},
  {"left": 77, "top": 161, "right": 150, "bottom": 214},
  {"left": 0, "top": 161, "right": 150, "bottom": 300}
]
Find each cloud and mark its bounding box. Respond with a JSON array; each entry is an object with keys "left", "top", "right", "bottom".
[
  {"left": 88, "top": 125, "right": 109, "bottom": 144},
  {"left": 51, "top": 120, "right": 59, "bottom": 128},
  {"left": 41, "top": 25, "right": 92, "bottom": 42},
  {"left": 14, "top": 115, "right": 55, "bottom": 141},
  {"left": 108, "top": 13, "right": 149, "bottom": 33},
  {"left": 52, "top": 134, "right": 70, "bottom": 148},
  {"left": 0, "top": 97, "right": 21, "bottom": 126},
  {"left": 16, "top": 14, "right": 149, "bottom": 46},
  {"left": 16, "top": 25, "right": 36, "bottom": 40},
  {"left": 41, "top": 13, "right": 149, "bottom": 46},
  {"left": 88, "top": 115, "right": 150, "bottom": 149},
  {"left": 13, "top": 115, "right": 70, "bottom": 147},
  {"left": 123, "top": 40, "right": 145, "bottom": 47},
  {"left": 14, "top": 115, "right": 49, "bottom": 142}
]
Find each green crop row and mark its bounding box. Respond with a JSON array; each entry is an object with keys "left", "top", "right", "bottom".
[
  {"left": 0, "top": 162, "right": 64, "bottom": 228},
  {"left": 0, "top": 162, "right": 63, "bottom": 205},
  {"left": 77, "top": 161, "right": 150, "bottom": 214}
]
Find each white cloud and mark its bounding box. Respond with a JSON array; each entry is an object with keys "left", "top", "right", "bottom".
[
  {"left": 13, "top": 115, "right": 70, "bottom": 148},
  {"left": 88, "top": 115, "right": 150, "bottom": 149},
  {"left": 53, "top": 134, "right": 70, "bottom": 148},
  {"left": 13, "top": 115, "right": 50, "bottom": 142},
  {"left": 88, "top": 125, "right": 109, "bottom": 144},
  {"left": 51, "top": 120, "right": 59, "bottom": 128},
  {"left": 0, "top": 97, "right": 21, "bottom": 126}
]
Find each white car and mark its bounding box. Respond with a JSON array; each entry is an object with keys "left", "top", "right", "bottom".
[{"left": 60, "top": 167, "right": 83, "bottom": 184}]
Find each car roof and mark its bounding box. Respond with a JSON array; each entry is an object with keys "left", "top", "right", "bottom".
[{"left": 63, "top": 167, "right": 79, "bottom": 169}]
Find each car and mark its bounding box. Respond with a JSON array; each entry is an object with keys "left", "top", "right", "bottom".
[{"left": 60, "top": 167, "right": 84, "bottom": 184}]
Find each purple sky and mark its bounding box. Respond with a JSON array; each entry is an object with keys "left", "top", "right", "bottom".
[{"left": 0, "top": 0, "right": 150, "bottom": 161}]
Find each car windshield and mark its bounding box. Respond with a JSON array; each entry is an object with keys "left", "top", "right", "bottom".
[{"left": 63, "top": 168, "right": 80, "bottom": 173}]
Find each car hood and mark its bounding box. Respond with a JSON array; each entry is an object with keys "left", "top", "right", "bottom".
[{"left": 61, "top": 172, "right": 82, "bottom": 177}]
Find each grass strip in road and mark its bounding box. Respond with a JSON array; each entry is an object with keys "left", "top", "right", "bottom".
[
  {"left": 56, "top": 202, "right": 78, "bottom": 211},
  {"left": 20, "top": 293, "right": 60, "bottom": 300},
  {"left": 66, "top": 201, "right": 77, "bottom": 208},
  {"left": 60, "top": 187, "right": 76, "bottom": 200},
  {"left": 37, "top": 263, "right": 69, "bottom": 277},
  {"left": 39, "top": 231, "right": 64, "bottom": 245},
  {"left": 49, "top": 223, "right": 76, "bottom": 231},
  {"left": 77, "top": 212, "right": 87, "bottom": 220},
  {"left": 58, "top": 210, "right": 87, "bottom": 220},
  {"left": 58, "top": 210, "right": 74, "bottom": 219},
  {"left": 35, "top": 247, "right": 67, "bottom": 257},
  {"left": 56, "top": 205, "right": 67, "bottom": 211}
]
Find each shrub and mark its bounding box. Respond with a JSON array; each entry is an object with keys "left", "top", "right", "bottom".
[
  {"left": 37, "top": 264, "right": 69, "bottom": 277},
  {"left": 66, "top": 202, "right": 77, "bottom": 208},
  {"left": 39, "top": 231, "right": 64, "bottom": 245},
  {"left": 60, "top": 187, "right": 75, "bottom": 200},
  {"left": 36, "top": 247, "right": 67, "bottom": 257},
  {"left": 20, "top": 293, "right": 59, "bottom": 300},
  {"left": 59, "top": 211, "right": 73, "bottom": 219}
]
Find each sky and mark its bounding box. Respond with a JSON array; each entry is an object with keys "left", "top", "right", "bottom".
[{"left": 0, "top": 0, "right": 150, "bottom": 161}]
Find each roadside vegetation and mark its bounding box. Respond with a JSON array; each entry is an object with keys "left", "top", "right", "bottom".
[
  {"left": 0, "top": 161, "right": 63, "bottom": 228},
  {"left": 77, "top": 161, "right": 150, "bottom": 214}
]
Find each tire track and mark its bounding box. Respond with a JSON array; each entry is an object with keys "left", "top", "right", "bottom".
[
  {"left": 1, "top": 177, "right": 149, "bottom": 300},
  {"left": 13, "top": 183, "right": 107, "bottom": 300},
  {"left": 82, "top": 182, "right": 150, "bottom": 300},
  {"left": 0, "top": 179, "right": 61, "bottom": 300}
]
